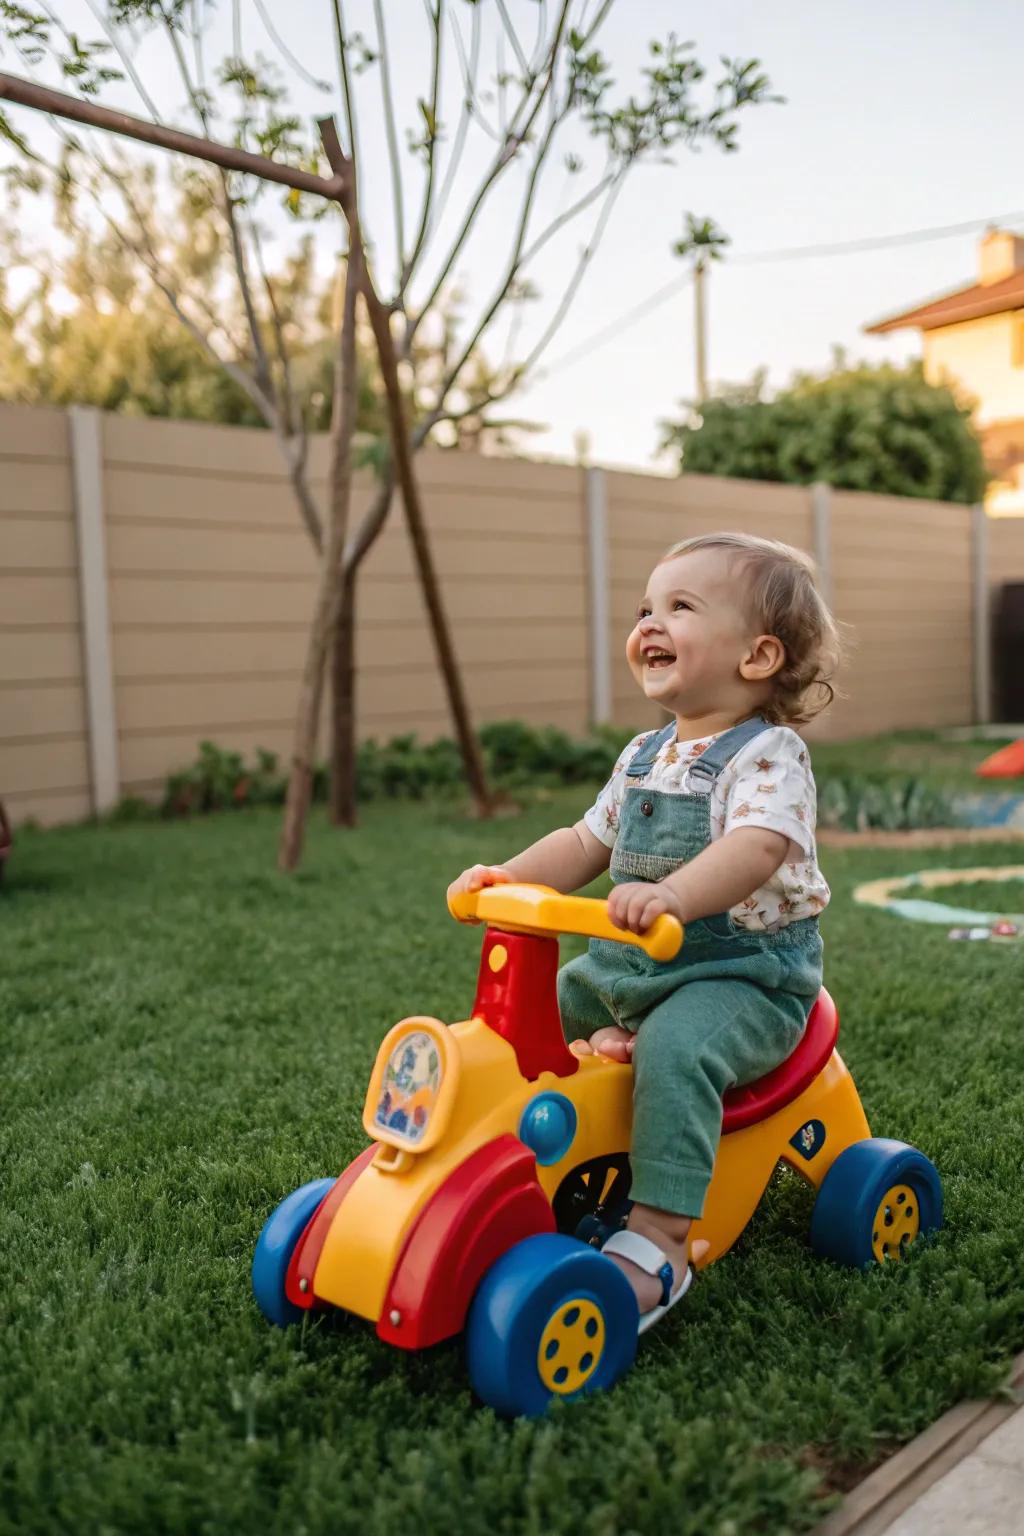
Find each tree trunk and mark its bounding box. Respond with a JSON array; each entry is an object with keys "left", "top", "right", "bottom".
[
  {"left": 317, "top": 117, "right": 494, "bottom": 820},
  {"left": 326, "top": 472, "right": 395, "bottom": 825},
  {"left": 277, "top": 241, "right": 362, "bottom": 872},
  {"left": 328, "top": 565, "right": 358, "bottom": 826},
  {"left": 360, "top": 280, "right": 495, "bottom": 819}
]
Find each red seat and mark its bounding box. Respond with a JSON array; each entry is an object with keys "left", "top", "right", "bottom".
[{"left": 721, "top": 989, "right": 838, "bottom": 1134}]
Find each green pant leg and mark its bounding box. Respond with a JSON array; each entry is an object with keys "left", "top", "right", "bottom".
[
  {"left": 556, "top": 951, "right": 622, "bottom": 1044},
  {"left": 629, "top": 977, "right": 809, "bottom": 1219}
]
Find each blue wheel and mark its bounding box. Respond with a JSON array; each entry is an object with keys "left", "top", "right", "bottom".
[
  {"left": 252, "top": 1177, "right": 334, "bottom": 1327},
  {"left": 810, "top": 1138, "right": 943, "bottom": 1269},
  {"left": 466, "top": 1233, "right": 639, "bottom": 1417}
]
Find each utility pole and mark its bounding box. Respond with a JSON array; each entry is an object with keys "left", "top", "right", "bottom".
[
  {"left": 693, "top": 258, "right": 708, "bottom": 405},
  {"left": 673, "top": 215, "right": 729, "bottom": 411}
]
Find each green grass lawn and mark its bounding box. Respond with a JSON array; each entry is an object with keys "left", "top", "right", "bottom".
[{"left": 4, "top": 794, "right": 1024, "bottom": 1536}]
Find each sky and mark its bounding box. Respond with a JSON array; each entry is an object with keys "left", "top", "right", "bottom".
[{"left": 8, "top": 0, "right": 1024, "bottom": 470}]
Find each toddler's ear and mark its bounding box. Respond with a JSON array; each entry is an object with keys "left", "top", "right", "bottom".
[{"left": 740, "top": 634, "right": 785, "bottom": 682}]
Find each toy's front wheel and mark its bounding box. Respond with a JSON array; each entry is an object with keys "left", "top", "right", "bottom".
[
  {"left": 252, "top": 1177, "right": 334, "bottom": 1327},
  {"left": 465, "top": 1233, "right": 639, "bottom": 1417},
  {"left": 810, "top": 1138, "right": 943, "bottom": 1269}
]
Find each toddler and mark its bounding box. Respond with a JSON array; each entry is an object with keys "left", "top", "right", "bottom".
[{"left": 447, "top": 533, "right": 839, "bottom": 1332}]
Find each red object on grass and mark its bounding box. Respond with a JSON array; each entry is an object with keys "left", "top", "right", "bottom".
[
  {"left": 721, "top": 989, "right": 839, "bottom": 1133},
  {"left": 0, "top": 800, "right": 10, "bottom": 882},
  {"left": 976, "top": 740, "right": 1024, "bottom": 778},
  {"left": 376, "top": 1134, "right": 555, "bottom": 1350},
  {"left": 472, "top": 928, "right": 579, "bottom": 1081}
]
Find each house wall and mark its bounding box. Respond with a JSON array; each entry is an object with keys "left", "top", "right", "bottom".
[
  {"left": 923, "top": 311, "right": 1024, "bottom": 427},
  {"left": 989, "top": 515, "right": 1024, "bottom": 586}
]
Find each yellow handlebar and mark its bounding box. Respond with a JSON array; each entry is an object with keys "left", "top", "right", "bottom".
[{"left": 448, "top": 883, "right": 683, "bottom": 963}]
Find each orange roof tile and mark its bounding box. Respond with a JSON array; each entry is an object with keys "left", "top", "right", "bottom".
[{"left": 866, "top": 268, "right": 1024, "bottom": 333}]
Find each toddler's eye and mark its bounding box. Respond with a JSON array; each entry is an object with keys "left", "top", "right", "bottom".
[
  {"left": 673, "top": 600, "right": 691, "bottom": 611},
  {"left": 635, "top": 605, "right": 651, "bottom": 620}
]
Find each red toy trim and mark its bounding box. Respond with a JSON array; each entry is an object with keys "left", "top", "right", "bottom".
[
  {"left": 377, "top": 1134, "right": 555, "bottom": 1350},
  {"left": 721, "top": 988, "right": 838, "bottom": 1134},
  {"left": 472, "top": 929, "right": 579, "bottom": 1081},
  {"left": 285, "top": 1142, "right": 378, "bottom": 1309}
]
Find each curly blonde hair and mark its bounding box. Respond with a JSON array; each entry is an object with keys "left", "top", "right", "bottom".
[{"left": 660, "top": 532, "right": 841, "bottom": 726}]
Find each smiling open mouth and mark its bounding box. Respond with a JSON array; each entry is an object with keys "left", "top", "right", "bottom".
[{"left": 644, "top": 652, "right": 675, "bottom": 669}]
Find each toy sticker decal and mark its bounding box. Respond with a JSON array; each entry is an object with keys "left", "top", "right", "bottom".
[
  {"left": 374, "top": 1031, "right": 442, "bottom": 1144},
  {"left": 788, "top": 1118, "right": 825, "bottom": 1161}
]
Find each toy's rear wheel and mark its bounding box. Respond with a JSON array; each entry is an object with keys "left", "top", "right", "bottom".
[
  {"left": 552, "top": 1152, "right": 632, "bottom": 1239},
  {"left": 252, "top": 1177, "right": 334, "bottom": 1327},
  {"left": 810, "top": 1139, "right": 942, "bottom": 1269},
  {"left": 466, "top": 1233, "right": 639, "bottom": 1417}
]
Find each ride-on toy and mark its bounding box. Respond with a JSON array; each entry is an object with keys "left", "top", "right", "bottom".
[{"left": 253, "top": 885, "right": 943, "bottom": 1416}]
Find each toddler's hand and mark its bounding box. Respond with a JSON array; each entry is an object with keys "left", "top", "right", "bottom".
[
  {"left": 607, "top": 881, "right": 683, "bottom": 935},
  {"left": 447, "top": 863, "right": 514, "bottom": 921}
]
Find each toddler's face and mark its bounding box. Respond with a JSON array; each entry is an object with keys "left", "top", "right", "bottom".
[{"left": 626, "top": 549, "right": 757, "bottom": 716}]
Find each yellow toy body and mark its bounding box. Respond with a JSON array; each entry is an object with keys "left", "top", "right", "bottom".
[{"left": 254, "top": 884, "right": 942, "bottom": 1416}]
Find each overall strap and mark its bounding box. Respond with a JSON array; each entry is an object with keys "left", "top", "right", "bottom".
[
  {"left": 687, "top": 715, "right": 770, "bottom": 792},
  {"left": 624, "top": 722, "right": 678, "bottom": 779}
]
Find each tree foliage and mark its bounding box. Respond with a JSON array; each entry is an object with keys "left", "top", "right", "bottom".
[{"left": 660, "top": 360, "right": 989, "bottom": 504}]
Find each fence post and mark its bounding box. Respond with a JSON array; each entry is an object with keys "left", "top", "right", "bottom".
[
  {"left": 811, "top": 482, "right": 832, "bottom": 608},
  {"left": 971, "top": 502, "right": 991, "bottom": 724},
  {"left": 70, "top": 406, "right": 120, "bottom": 813},
  {"left": 585, "top": 464, "right": 612, "bottom": 726}
]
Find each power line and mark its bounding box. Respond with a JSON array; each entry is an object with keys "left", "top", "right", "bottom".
[
  {"left": 539, "top": 207, "right": 1024, "bottom": 380},
  {"left": 733, "top": 209, "right": 1024, "bottom": 265},
  {"left": 540, "top": 270, "right": 693, "bottom": 377}
]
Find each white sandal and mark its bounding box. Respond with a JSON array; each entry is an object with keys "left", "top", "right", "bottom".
[{"left": 601, "top": 1228, "right": 693, "bottom": 1335}]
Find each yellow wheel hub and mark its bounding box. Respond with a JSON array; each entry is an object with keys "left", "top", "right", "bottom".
[
  {"left": 537, "top": 1297, "right": 605, "bottom": 1395},
  {"left": 872, "top": 1183, "right": 920, "bottom": 1262}
]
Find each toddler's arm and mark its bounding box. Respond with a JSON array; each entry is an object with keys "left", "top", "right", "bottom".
[
  {"left": 609, "top": 826, "right": 789, "bottom": 933},
  {"left": 447, "top": 820, "right": 611, "bottom": 912}
]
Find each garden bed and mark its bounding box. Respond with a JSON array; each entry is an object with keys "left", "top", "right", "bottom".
[{"left": 2, "top": 795, "right": 1023, "bottom": 1534}]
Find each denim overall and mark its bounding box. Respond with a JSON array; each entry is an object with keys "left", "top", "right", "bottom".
[{"left": 557, "top": 716, "right": 823, "bottom": 1218}]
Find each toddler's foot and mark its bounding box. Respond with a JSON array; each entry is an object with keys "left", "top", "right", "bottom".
[
  {"left": 607, "top": 1207, "right": 692, "bottom": 1314},
  {"left": 569, "top": 1025, "right": 635, "bottom": 1063}
]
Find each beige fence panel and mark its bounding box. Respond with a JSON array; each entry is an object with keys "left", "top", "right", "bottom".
[
  {"left": 0, "top": 406, "right": 93, "bottom": 825},
  {"left": 829, "top": 491, "right": 973, "bottom": 738},
  {"left": 98, "top": 416, "right": 590, "bottom": 801},
  {"left": 0, "top": 404, "right": 997, "bottom": 826}
]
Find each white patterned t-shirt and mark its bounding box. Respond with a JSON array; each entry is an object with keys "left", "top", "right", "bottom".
[{"left": 583, "top": 724, "right": 830, "bottom": 933}]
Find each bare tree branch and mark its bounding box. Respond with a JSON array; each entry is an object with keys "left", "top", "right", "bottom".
[
  {"left": 80, "top": 0, "right": 162, "bottom": 121},
  {"left": 330, "top": 0, "right": 359, "bottom": 165},
  {"left": 518, "top": 166, "right": 615, "bottom": 265},
  {"left": 430, "top": 0, "right": 482, "bottom": 237},
  {"left": 372, "top": 0, "right": 405, "bottom": 274},
  {"left": 401, "top": 1, "right": 444, "bottom": 290},
  {"left": 495, "top": 0, "right": 530, "bottom": 79},
  {"left": 432, "top": 77, "right": 575, "bottom": 404},
  {"left": 341, "top": 468, "right": 394, "bottom": 575},
  {"left": 517, "top": 170, "right": 627, "bottom": 377},
  {"left": 447, "top": 2, "right": 500, "bottom": 144},
  {"left": 249, "top": 217, "right": 300, "bottom": 441},
  {"left": 157, "top": 1, "right": 277, "bottom": 407},
  {"left": 404, "top": 0, "right": 572, "bottom": 351},
  {"left": 253, "top": 0, "right": 331, "bottom": 91}
]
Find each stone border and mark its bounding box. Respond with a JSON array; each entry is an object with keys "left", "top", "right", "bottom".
[
  {"left": 815, "top": 1351, "right": 1024, "bottom": 1535},
  {"left": 818, "top": 827, "right": 1024, "bottom": 850}
]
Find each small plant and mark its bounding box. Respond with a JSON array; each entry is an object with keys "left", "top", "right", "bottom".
[
  {"left": 816, "top": 774, "right": 958, "bottom": 832},
  {"left": 162, "top": 742, "right": 285, "bottom": 816}
]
